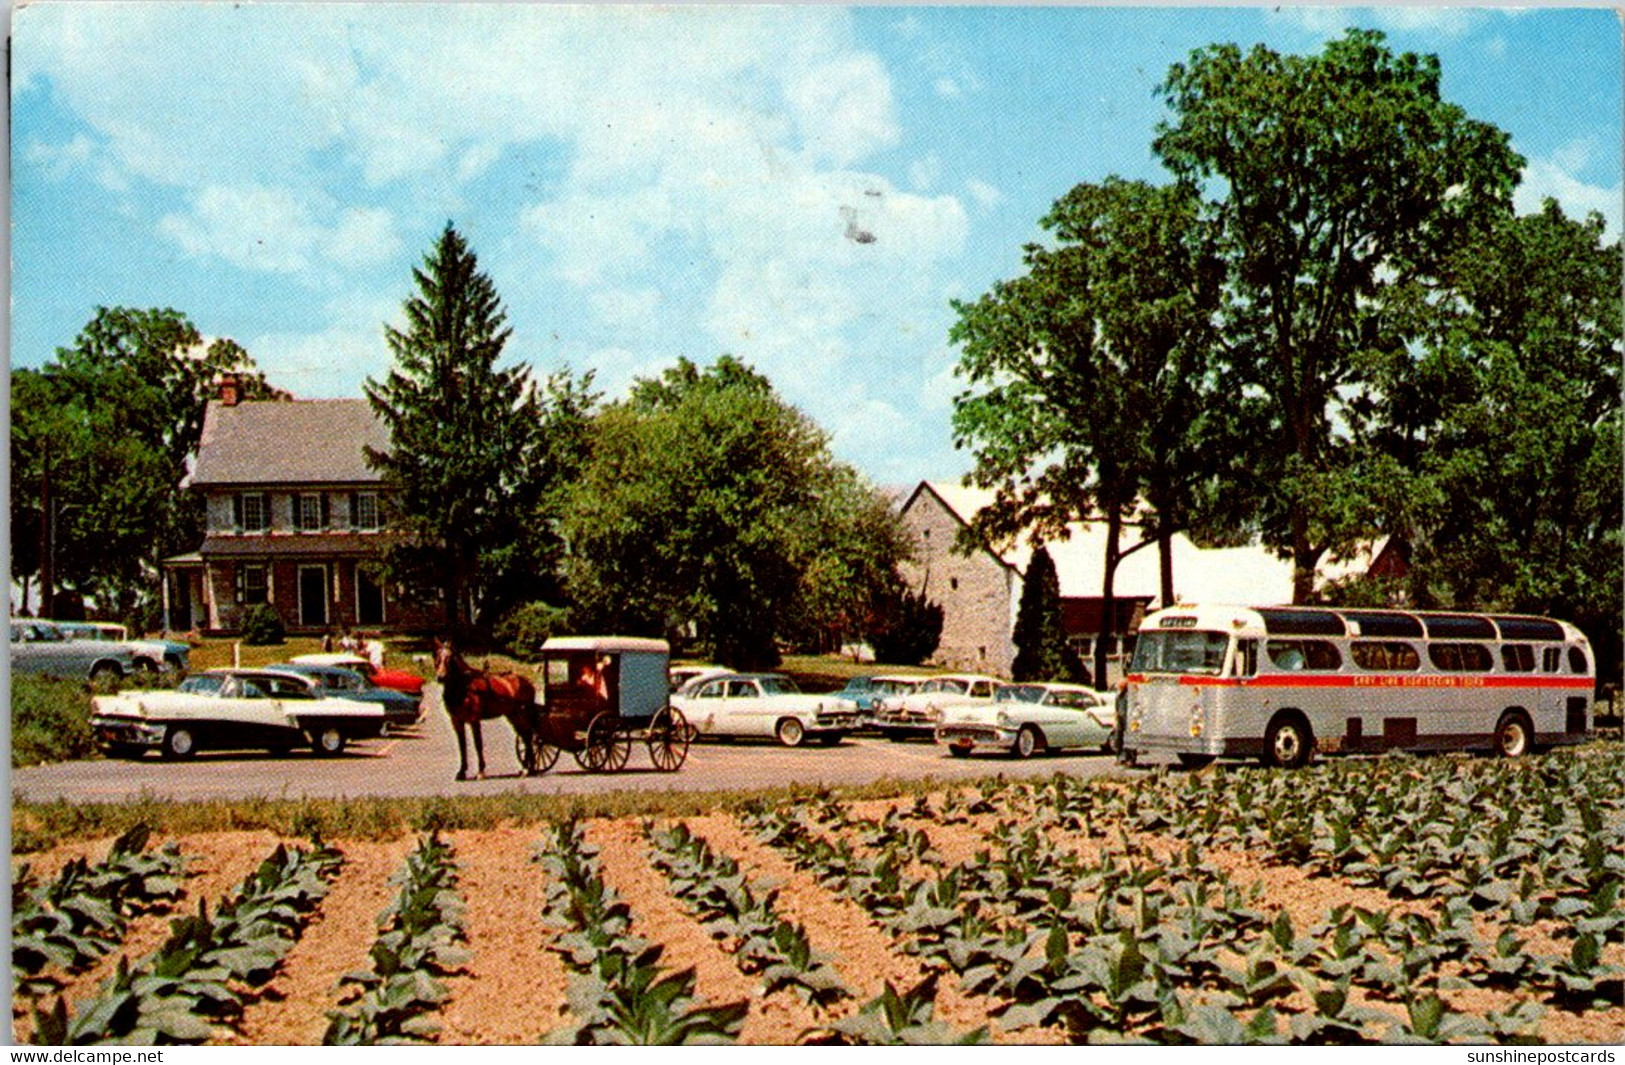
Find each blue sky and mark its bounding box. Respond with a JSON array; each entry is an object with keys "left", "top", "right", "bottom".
[{"left": 12, "top": 4, "right": 1622, "bottom": 487}]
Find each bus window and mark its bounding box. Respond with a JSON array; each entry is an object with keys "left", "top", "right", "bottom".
[
  {"left": 1569, "top": 647, "right": 1590, "bottom": 674},
  {"left": 1234, "top": 639, "right": 1258, "bottom": 678},
  {"left": 1543, "top": 647, "right": 1561, "bottom": 673},
  {"left": 1429, "top": 643, "right": 1493, "bottom": 672},
  {"left": 1351, "top": 641, "right": 1420, "bottom": 671},
  {"left": 1266, "top": 639, "right": 1342, "bottom": 671},
  {"left": 1501, "top": 644, "right": 1536, "bottom": 673},
  {"left": 1129, "top": 630, "right": 1229, "bottom": 675}
]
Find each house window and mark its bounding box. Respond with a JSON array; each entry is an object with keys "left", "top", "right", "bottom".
[
  {"left": 240, "top": 564, "right": 268, "bottom": 605},
  {"left": 353, "top": 492, "right": 381, "bottom": 531},
  {"left": 233, "top": 492, "right": 269, "bottom": 532},
  {"left": 295, "top": 494, "right": 326, "bottom": 532}
]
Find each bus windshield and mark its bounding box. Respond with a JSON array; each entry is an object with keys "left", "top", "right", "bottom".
[{"left": 1130, "top": 630, "right": 1230, "bottom": 676}]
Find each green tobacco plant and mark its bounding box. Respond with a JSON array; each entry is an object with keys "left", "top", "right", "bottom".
[
  {"left": 802, "top": 974, "right": 989, "bottom": 1046},
  {"left": 35, "top": 840, "right": 341, "bottom": 1045},
  {"left": 325, "top": 832, "right": 468, "bottom": 1045},
  {"left": 541, "top": 820, "right": 747, "bottom": 1045}
]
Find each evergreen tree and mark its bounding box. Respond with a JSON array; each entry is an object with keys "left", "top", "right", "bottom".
[
  {"left": 366, "top": 223, "right": 587, "bottom": 634},
  {"left": 1011, "top": 545, "right": 1086, "bottom": 682}
]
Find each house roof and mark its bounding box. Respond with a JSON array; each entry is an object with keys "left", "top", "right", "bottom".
[
  {"left": 199, "top": 534, "right": 398, "bottom": 558},
  {"left": 190, "top": 399, "right": 389, "bottom": 486},
  {"left": 912, "top": 479, "right": 1301, "bottom": 608}
]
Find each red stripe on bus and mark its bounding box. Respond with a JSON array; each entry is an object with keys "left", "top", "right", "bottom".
[{"left": 1122, "top": 673, "right": 1593, "bottom": 690}]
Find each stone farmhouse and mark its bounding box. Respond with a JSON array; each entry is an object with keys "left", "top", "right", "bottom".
[
  {"left": 161, "top": 381, "right": 440, "bottom": 636},
  {"left": 897, "top": 480, "right": 1399, "bottom": 683}
]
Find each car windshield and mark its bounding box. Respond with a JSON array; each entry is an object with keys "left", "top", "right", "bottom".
[
  {"left": 922, "top": 678, "right": 968, "bottom": 694},
  {"left": 757, "top": 676, "right": 800, "bottom": 696},
  {"left": 1129, "top": 631, "right": 1230, "bottom": 676},
  {"left": 179, "top": 675, "right": 226, "bottom": 695}
]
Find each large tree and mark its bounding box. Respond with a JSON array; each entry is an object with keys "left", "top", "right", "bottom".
[
  {"left": 366, "top": 224, "right": 590, "bottom": 634},
  {"left": 1153, "top": 29, "right": 1524, "bottom": 600},
  {"left": 561, "top": 356, "right": 903, "bottom": 670},
  {"left": 1365, "top": 201, "right": 1622, "bottom": 681},
  {"left": 11, "top": 309, "right": 272, "bottom": 622},
  {"left": 951, "top": 178, "right": 1223, "bottom": 682}
]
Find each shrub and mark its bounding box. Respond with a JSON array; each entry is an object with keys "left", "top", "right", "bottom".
[
  {"left": 13, "top": 675, "right": 97, "bottom": 767},
  {"left": 868, "top": 586, "right": 943, "bottom": 666},
  {"left": 241, "top": 604, "right": 286, "bottom": 645},
  {"left": 494, "top": 601, "right": 569, "bottom": 658}
]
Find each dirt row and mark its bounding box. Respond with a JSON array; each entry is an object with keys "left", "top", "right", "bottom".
[{"left": 12, "top": 799, "right": 1623, "bottom": 1045}]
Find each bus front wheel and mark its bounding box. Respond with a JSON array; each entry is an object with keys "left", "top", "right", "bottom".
[
  {"left": 1495, "top": 711, "right": 1534, "bottom": 758},
  {"left": 1263, "top": 714, "right": 1313, "bottom": 770}
]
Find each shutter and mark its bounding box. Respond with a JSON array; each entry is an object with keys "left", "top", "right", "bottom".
[
  {"left": 348, "top": 492, "right": 358, "bottom": 530},
  {"left": 321, "top": 494, "right": 330, "bottom": 530},
  {"left": 232, "top": 494, "right": 244, "bottom": 532}
]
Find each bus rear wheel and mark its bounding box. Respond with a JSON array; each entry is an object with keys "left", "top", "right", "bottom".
[
  {"left": 1263, "top": 714, "right": 1312, "bottom": 769},
  {"left": 1495, "top": 711, "right": 1534, "bottom": 758}
]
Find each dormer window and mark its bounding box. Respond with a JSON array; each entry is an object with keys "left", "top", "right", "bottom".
[
  {"left": 352, "top": 492, "right": 381, "bottom": 531},
  {"left": 295, "top": 493, "right": 327, "bottom": 532},
  {"left": 233, "top": 492, "right": 269, "bottom": 533}
]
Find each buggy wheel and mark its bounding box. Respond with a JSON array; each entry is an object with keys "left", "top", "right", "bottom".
[
  {"left": 582, "top": 712, "right": 630, "bottom": 772},
  {"left": 533, "top": 743, "right": 560, "bottom": 773},
  {"left": 646, "top": 707, "right": 691, "bottom": 772}
]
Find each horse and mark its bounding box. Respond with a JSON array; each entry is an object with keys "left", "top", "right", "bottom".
[{"left": 432, "top": 637, "right": 540, "bottom": 781}]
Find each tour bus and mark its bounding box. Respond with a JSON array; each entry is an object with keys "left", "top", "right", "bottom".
[{"left": 1119, "top": 604, "right": 1594, "bottom": 769}]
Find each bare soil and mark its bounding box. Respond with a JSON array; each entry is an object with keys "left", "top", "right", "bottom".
[{"left": 11, "top": 790, "right": 1621, "bottom": 1046}]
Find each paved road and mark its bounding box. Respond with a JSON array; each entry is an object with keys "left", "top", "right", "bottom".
[{"left": 13, "top": 684, "right": 1141, "bottom": 803}]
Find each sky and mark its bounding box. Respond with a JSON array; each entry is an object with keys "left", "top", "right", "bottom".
[{"left": 11, "top": 4, "right": 1622, "bottom": 488}]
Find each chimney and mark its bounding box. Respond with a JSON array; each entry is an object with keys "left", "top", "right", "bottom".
[{"left": 218, "top": 373, "right": 242, "bottom": 407}]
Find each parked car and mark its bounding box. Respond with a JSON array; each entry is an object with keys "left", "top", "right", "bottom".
[
  {"left": 873, "top": 673, "right": 1002, "bottom": 741},
  {"left": 672, "top": 673, "right": 860, "bottom": 747},
  {"left": 936, "top": 682, "right": 1118, "bottom": 759},
  {"left": 847, "top": 674, "right": 929, "bottom": 731},
  {"left": 10, "top": 620, "right": 134, "bottom": 684},
  {"left": 267, "top": 663, "right": 423, "bottom": 729},
  {"left": 53, "top": 621, "right": 190, "bottom": 675},
  {"left": 669, "top": 663, "right": 729, "bottom": 694},
  {"left": 90, "top": 668, "right": 386, "bottom": 759},
  {"left": 289, "top": 652, "right": 425, "bottom": 696}
]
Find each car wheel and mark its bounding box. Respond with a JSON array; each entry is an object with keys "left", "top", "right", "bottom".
[
  {"left": 948, "top": 743, "right": 973, "bottom": 759},
  {"left": 1012, "top": 725, "right": 1042, "bottom": 759},
  {"left": 133, "top": 659, "right": 160, "bottom": 680},
  {"left": 311, "top": 727, "right": 346, "bottom": 757},
  {"left": 89, "top": 662, "right": 122, "bottom": 689},
  {"left": 776, "top": 718, "right": 806, "bottom": 748},
  {"left": 1495, "top": 711, "right": 1534, "bottom": 758},
  {"left": 1263, "top": 714, "right": 1312, "bottom": 769},
  {"left": 162, "top": 726, "right": 196, "bottom": 760}
]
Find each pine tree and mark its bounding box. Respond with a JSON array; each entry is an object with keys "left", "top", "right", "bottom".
[
  {"left": 366, "top": 223, "right": 573, "bottom": 633},
  {"left": 1011, "top": 545, "right": 1086, "bottom": 682}
]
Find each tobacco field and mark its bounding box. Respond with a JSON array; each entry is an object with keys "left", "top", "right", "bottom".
[{"left": 12, "top": 745, "right": 1623, "bottom": 1045}]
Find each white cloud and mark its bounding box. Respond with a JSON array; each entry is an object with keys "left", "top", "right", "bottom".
[
  {"left": 966, "top": 178, "right": 1003, "bottom": 208},
  {"left": 1517, "top": 151, "right": 1622, "bottom": 237},
  {"left": 1270, "top": 7, "right": 1490, "bottom": 39},
  {"left": 245, "top": 292, "right": 400, "bottom": 398},
  {"left": 158, "top": 186, "right": 402, "bottom": 278},
  {"left": 590, "top": 287, "right": 662, "bottom": 326},
  {"left": 909, "top": 155, "right": 943, "bottom": 192}
]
